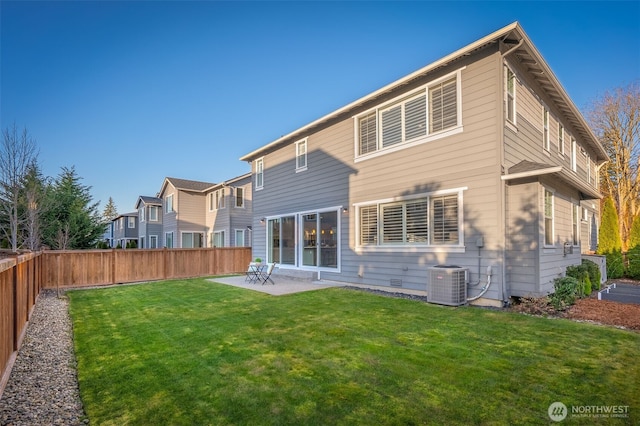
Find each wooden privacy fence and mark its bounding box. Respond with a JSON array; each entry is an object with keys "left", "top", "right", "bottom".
[
  {"left": 0, "top": 247, "right": 251, "bottom": 398},
  {"left": 0, "top": 253, "right": 41, "bottom": 398},
  {"left": 40, "top": 247, "right": 251, "bottom": 289}
]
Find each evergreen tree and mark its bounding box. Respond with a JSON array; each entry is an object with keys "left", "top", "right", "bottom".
[
  {"left": 597, "top": 197, "right": 622, "bottom": 253},
  {"left": 629, "top": 214, "right": 640, "bottom": 249},
  {"left": 41, "top": 166, "right": 105, "bottom": 249},
  {"left": 102, "top": 197, "right": 118, "bottom": 222},
  {"left": 18, "top": 161, "right": 48, "bottom": 250},
  {"left": 597, "top": 197, "right": 624, "bottom": 278}
]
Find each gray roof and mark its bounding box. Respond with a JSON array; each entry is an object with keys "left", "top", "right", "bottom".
[
  {"left": 138, "top": 195, "right": 162, "bottom": 204},
  {"left": 507, "top": 160, "right": 557, "bottom": 175},
  {"left": 165, "top": 177, "right": 217, "bottom": 192}
]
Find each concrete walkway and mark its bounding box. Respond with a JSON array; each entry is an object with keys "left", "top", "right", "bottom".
[{"left": 599, "top": 283, "right": 640, "bottom": 305}]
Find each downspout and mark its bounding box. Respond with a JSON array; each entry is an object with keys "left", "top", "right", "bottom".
[{"left": 498, "top": 37, "right": 524, "bottom": 306}]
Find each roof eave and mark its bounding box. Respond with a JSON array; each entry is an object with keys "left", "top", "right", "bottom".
[{"left": 240, "top": 22, "right": 520, "bottom": 162}]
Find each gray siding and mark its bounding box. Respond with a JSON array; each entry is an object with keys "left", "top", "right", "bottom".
[{"left": 252, "top": 49, "right": 505, "bottom": 302}]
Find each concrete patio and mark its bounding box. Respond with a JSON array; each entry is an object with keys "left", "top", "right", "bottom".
[{"left": 209, "top": 273, "right": 429, "bottom": 297}]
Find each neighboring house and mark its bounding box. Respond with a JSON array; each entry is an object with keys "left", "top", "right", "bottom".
[
  {"left": 135, "top": 196, "right": 163, "bottom": 249},
  {"left": 205, "top": 173, "right": 253, "bottom": 247},
  {"left": 157, "top": 177, "right": 216, "bottom": 248},
  {"left": 112, "top": 212, "right": 139, "bottom": 248},
  {"left": 239, "top": 22, "right": 608, "bottom": 306}
]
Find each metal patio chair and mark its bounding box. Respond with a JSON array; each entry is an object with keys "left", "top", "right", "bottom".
[{"left": 260, "top": 262, "right": 277, "bottom": 285}]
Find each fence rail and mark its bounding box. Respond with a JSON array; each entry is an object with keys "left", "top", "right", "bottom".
[{"left": 0, "top": 247, "right": 251, "bottom": 398}]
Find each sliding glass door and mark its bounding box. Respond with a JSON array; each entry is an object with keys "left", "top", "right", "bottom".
[{"left": 268, "top": 209, "right": 339, "bottom": 269}]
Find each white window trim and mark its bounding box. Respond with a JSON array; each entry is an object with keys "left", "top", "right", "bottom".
[
  {"left": 149, "top": 235, "right": 158, "bottom": 249},
  {"left": 165, "top": 194, "right": 174, "bottom": 213},
  {"left": 543, "top": 187, "right": 555, "bottom": 248},
  {"left": 255, "top": 157, "right": 264, "bottom": 190},
  {"left": 572, "top": 203, "right": 580, "bottom": 247},
  {"left": 558, "top": 124, "right": 565, "bottom": 157},
  {"left": 295, "top": 138, "right": 308, "bottom": 172},
  {"left": 354, "top": 187, "right": 466, "bottom": 253},
  {"left": 212, "top": 230, "right": 225, "bottom": 247},
  {"left": 149, "top": 206, "right": 159, "bottom": 222},
  {"left": 353, "top": 68, "right": 464, "bottom": 163},
  {"left": 139, "top": 207, "right": 145, "bottom": 222},
  {"left": 543, "top": 107, "right": 550, "bottom": 153},
  {"left": 504, "top": 64, "right": 517, "bottom": 129},
  {"left": 235, "top": 187, "right": 245, "bottom": 208},
  {"left": 165, "top": 232, "right": 174, "bottom": 248},
  {"left": 235, "top": 229, "right": 245, "bottom": 247},
  {"left": 571, "top": 138, "right": 577, "bottom": 172},
  {"left": 128, "top": 217, "right": 135, "bottom": 228}
]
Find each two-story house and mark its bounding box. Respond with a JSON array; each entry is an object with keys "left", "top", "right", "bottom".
[
  {"left": 111, "top": 212, "right": 139, "bottom": 248},
  {"left": 239, "top": 22, "right": 608, "bottom": 306},
  {"left": 155, "top": 175, "right": 253, "bottom": 248},
  {"left": 157, "top": 177, "right": 215, "bottom": 248},
  {"left": 135, "top": 196, "right": 163, "bottom": 248},
  {"left": 205, "top": 172, "right": 252, "bottom": 247}
]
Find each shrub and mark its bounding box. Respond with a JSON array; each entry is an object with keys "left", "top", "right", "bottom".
[
  {"left": 550, "top": 277, "right": 581, "bottom": 310},
  {"left": 583, "top": 274, "right": 592, "bottom": 297},
  {"left": 626, "top": 245, "right": 640, "bottom": 280},
  {"left": 605, "top": 250, "right": 625, "bottom": 279},
  {"left": 582, "top": 259, "right": 601, "bottom": 291}
]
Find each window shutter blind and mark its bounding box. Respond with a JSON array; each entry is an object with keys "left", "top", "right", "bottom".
[
  {"left": 405, "top": 200, "right": 428, "bottom": 243},
  {"left": 432, "top": 195, "right": 458, "bottom": 243},
  {"left": 381, "top": 105, "right": 402, "bottom": 147},
  {"left": 382, "top": 204, "right": 404, "bottom": 243},
  {"left": 405, "top": 94, "right": 427, "bottom": 141},
  {"left": 360, "top": 206, "right": 378, "bottom": 245},
  {"left": 359, "top": 112, "right": 377, "bottom": 155},
  {"left": 430, "top": 78, "right": 457, "bottom": 133}
]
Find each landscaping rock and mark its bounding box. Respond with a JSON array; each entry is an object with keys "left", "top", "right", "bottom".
[{"left": 0, "top": 290, "right": 87, "bottom": 425}]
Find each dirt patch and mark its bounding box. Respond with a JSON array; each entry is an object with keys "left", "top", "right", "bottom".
[{"left": 564, "top": 280, "right": 640, "bottom": 330}]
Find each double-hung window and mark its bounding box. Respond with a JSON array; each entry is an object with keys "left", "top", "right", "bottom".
[
  {"left": 296, "top": 139, "right": 307, "bottom": 171},
  {"left": 356, "top": 70, "right": 462, "bottom": 157},
  {"left": 139, "top": 208, "right": 145, "bottom": 222},
  {"left": 358, "top": 191, "right": 462, "bottom": 247},
  {"left": 543, "top": 107, "right": 550, "bottom": 151},
  {"left": 255, "top": 158, "right": 264, "bottom": 189},
  {"left": 213, "top": 189, "right": 225, "bottom": 209},
  {"left": 128, "top": 217, "right": 135, "bottom": 228},
  {"left": 544, "top": 189, "right": 554, "bottom": 246},
  {"left": 558, "top": 124, "right": 565, "bottom": 155},
  {"left": 165, "top": 194, "right": 174, "bottom": 213},
  {"left": 235, "top": 187, "right": 244, "bottom": 208},
  {"left": 149, "top": 206, "right": 159, "bottom": 221},
  {"left": 505, "top": 66, "right": 516, "bottom": 124}
]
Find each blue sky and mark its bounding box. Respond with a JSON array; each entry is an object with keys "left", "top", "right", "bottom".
[{"left": 2, "top": 1, "right": 639, "bottom": 214}]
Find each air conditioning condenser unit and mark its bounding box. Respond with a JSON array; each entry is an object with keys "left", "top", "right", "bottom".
[{"left": 428, "top": 266, "right": 467, "bottom": 306}]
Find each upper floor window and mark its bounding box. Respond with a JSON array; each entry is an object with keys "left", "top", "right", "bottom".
[
  {"left": 505, "top": 66, "right": 516, "bottom": 124},
  {"left": 139, "top": 207, "right": 145, "bottom": 222},
  {"left": 149, "top": 206, "right": 159, "bottom": 221},
  {"left": 165, "top": 194, "right": 174, "bottom": 213},
  {"left": 128, "top": 217, "right": 135, "bottom": 228},
  {"left": 255, "top": 158, "right": 264, "bottom": 189},
  {"left": 571, "top": 138, "right": 577, "bottom": 172},
  {"left": 356, "top": 70, "right": 462, "bottom": 158},
  {"left": 296, "top": 139, "right": 307, "bottom": 171},
  {"left": 558, "top": 124, "right": 565, "bottom": 155},
  {"left": 358, "top": 191, "right": 462, "bottom": 247},
  {"left": 210, "top": 189, "right": 225, "bottom": 210},
  {"left": 235, "top": 187, "right": 244, "bottom": 208},
  {"left": 543, "top": 107, "right": 550, "bottom": 152},
  {"left": 119, "top": 217, "right": 124, "bottom": 229}
]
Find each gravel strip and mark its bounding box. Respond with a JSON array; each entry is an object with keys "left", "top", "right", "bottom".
[{"left": 0, "top": 290, "right": 87, "bottom": 425}]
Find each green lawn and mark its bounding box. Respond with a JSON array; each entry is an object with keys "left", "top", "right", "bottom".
[{"left": 68, "top": 278, "right": 639, "bottom": 425}]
